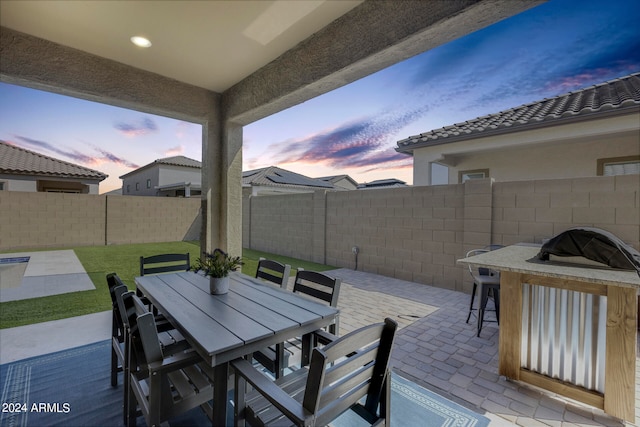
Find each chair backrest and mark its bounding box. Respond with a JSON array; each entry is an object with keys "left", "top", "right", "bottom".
[
  {"left": 116, "top": 291, "right": 149, "bottom": 370},
  {"left": 292, "top": 269, "right": 341, "bottom": 307},
  {"left": 466, "top": 245, "right": 504, "bottom": 277},
  {"left": 106, "top": 273, "right": 128, "bottom": 334},
  {"left": 303, "top": 318, "right": 398, "bottom": 426},
  {"left": 255, "top": 258, "right": 291, "bottom": 289},
  {"left": 140, "top": 253, "right": 190, "bottom": 276}
]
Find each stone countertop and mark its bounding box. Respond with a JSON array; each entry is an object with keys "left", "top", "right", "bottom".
[{"left": 457, "top": 244, "right": 640, "bottom": 290}]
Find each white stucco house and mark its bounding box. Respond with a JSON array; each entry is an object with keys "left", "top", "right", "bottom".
[
  {"left": 119, "top": 155, "right": 202, "bottom": 197},
  {"left": 396, "top": 73, "right": 640, "bottom": 185},
  {"left": 0, "top": 141, "right": 107, "bottom": 194}
]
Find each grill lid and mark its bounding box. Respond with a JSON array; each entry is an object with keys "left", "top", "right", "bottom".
[{"left": 537, "top": 227, "right": 640, "bottom": 277}]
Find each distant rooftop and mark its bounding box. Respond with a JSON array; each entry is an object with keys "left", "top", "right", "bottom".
[
  {"left": 397, "top": 72, "right": 640, "bottom": 153},
  {"left": 358, "top": 178, "right": 407, "bottom": 189},
  {"left": 243, "top": 166, "right": 334, "bottom": 190},
  {"left": 120, "top": 155, "right": 201, "bottom": 178},
  {"left": 0, "top": 140, "right": 107, "bottom": 180}
]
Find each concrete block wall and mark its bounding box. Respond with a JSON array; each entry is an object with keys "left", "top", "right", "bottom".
[
  {"left": 106, "top": 196, "right": 201, "bottom": 245},
  {"left": 248, "top": 192, "right": 316, "bottom": 260},
  {"left": 244, "top": 175, "right": 639, "bottom": 293},
  {"left": 325, "top": 184, "right": 469, "bottom": 291},
  {"left": 492, "top": 175, "right": 639, "bottom": 250},
  {"left": 0, "top": 192, "right": 105, "bottom": 249},
  {"left": 0, "top": 192, "right": 200, "bottom": 251}
]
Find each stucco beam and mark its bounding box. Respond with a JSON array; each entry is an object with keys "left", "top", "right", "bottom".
[
  {"left": 222, "top": 0, "right": 544, "bottom": 125},
  {"left": 0, "top": 26, "right": 219, "bottom": 123}
]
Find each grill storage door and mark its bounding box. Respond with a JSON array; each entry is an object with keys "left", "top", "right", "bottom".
[{"left": 521, "top": 283, "right": 607, "bottom": 393}]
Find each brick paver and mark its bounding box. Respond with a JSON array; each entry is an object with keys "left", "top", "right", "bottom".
[{"left": 326, "top": 268, "right": 639, "bottom": 427}]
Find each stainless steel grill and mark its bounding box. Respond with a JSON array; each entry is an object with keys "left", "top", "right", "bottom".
[{"left": 521, "top": 283, "right": 607, "bottom": 393}]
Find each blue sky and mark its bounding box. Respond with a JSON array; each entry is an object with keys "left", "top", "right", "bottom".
[{"left": 1, "top": 0, "right": 639, "bottom": 193}]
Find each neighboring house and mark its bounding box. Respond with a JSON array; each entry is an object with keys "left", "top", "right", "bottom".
[
  {"left": 357, "top": 178, "right": 407, "bottom": 189},
  {"left": 396, "top": 72, "right": 640, "bottom": 185},
  {"left": 243, "top": 166, "right": 342, "bottom": 196},
  {"left": 317, "top": 174, "right": 359, "bottom": 191},
  {"left": 0, "top": 141, "right": 107, "bottom": 194},
  {"left": 120, "top": 155, "right": 202, "bottom": 197}
]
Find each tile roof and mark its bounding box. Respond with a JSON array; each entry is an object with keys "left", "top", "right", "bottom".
[
  {"left": 0, "top": 141, "right": 107, "bottom": 180},
  {"left": 397, "top": 72, "right": 640, "bottom": 152},
  {"left": 242, "top": 166, "right": 335, "bottom": 190},
  {"left": 153, "top": 156, "right": 202, "bottom": 168}
]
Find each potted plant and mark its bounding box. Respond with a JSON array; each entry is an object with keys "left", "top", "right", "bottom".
[{"left": 191, "top": 249, "right": 243, "bottom": 294}]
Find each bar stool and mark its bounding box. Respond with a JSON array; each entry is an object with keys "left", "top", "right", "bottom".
[{"left": 465, "top": 245, "right": 503, "bottom": 336}]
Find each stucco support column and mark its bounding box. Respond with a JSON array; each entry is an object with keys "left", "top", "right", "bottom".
[
  {"left": 413, "top": 151, "right": 445, "bottom": 186},
  {"left": 201, "top": 109, "right": 242, "bottom": 258},
  {"left": 218, "top": 122, "right": 243, "bottom": 257},
  {"left": 201, "top": 119, "right": 220, "bottom": 254}
]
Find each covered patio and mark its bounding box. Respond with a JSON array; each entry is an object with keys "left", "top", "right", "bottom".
[{"left": 1, "top": 267, "right": 637, "bottom": 426}]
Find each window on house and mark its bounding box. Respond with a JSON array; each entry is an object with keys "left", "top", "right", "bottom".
[
  {"left": 0, "top": 181, "right": 5, "bottom": 191},
  {"left": 126, "top": 184, "right": 130, "bottom": 193},
  {"left": 459, "top": 169, "right": 489, "bottom": 183},
  {"left": 597, "top": 156, "right": 640, "bottom": 176},
  {"left": 146, "top": 179, "right": 151, "bottom": 189},
  {"left": 136, "top": 182, "right": 140, "bottom": 191}
]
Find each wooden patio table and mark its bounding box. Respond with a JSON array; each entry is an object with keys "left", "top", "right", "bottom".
[
  {"left": 135, "top": 270, "right": 339, "bottom": 427},
  {"left": 458, "top": 243, "right": 640, "bottom": 422}
]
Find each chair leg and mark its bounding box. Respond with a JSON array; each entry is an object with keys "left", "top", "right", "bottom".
[
  {"left": 275, "top": 342, "right": 285, "bottom": 379},
  {"left": 477, "top": 284, "right": 489, "bottom": 337},
  {"left": 466, "top": 283, "right": 477, "bottom": 324},
  {"left": 111, "top": 346, "right": 118, "bottom": 387}
]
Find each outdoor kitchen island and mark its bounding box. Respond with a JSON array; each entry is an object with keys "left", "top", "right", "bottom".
[{"left": 459, "top": 244, "right": 639, "bottom": 422}]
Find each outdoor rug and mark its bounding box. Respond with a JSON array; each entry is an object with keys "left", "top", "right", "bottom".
[{"left": 0, "top": 340, "right": 490, "bottom": 427}]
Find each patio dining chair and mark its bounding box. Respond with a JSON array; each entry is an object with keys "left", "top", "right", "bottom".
[
  {"left": 106, "top": 273, "right": 128, "bottom": 387},
  {"left": 137, "top": 252, "right": 191, "bottom": 312},
  {"left": 255, "top": 257, "right": 291, "bottom": 289},
  {"left": 117, "top": 291, "right": 190, "bottom": 426},
  {"left": 127, "top": 309, "right": 214, "bottom": 427},
  {"left": 232, "top": 317, "right": 398, "bottom": 427},
  {"left": 465, "top": 245, "right": 504, "bottom": 337},
  {"left": 253, "top": 269, "right": 341, "bottom": 379}
]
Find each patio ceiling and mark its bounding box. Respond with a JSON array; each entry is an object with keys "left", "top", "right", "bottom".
[{"left": 0, "top": 1, "right": 363, "bottom": 93}]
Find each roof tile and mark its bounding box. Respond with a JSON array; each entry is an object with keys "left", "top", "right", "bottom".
[
  {"left": 0, "top": 141, "right": 107, "bottom": 180},
  {"left": 397, "top": 73, "right": 640, "bottom": 151}
]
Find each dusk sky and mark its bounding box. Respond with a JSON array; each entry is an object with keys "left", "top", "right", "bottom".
[{"left": 1, "top": 0, "right": 639, "bottom": 194}]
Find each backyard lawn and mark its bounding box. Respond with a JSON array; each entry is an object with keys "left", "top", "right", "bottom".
[{"left": 0, "top": 242, "right": 335, "bottom": 329}]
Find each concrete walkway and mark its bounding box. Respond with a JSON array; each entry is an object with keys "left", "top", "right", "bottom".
[
  {"left": 0, "top": 250, "right": 94, "bottom": 302},
  {"left": 1, "top": 267, "right": 637, "bottom": 426}
]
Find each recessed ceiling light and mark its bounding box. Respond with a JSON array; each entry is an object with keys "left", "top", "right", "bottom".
[{"left": 130, "top": 36, "right": 152, "bottom": 48}]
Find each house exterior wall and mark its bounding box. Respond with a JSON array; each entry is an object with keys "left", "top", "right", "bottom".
[
  {"left": 122, "top": 166, "right": 159, "bottom": 196},
  {"left": 0, "top": 175, "right": 101, "bottom": 193},
  {"left": 122, "top": 165, "right": 201, "bottom": 196},
  {"left": 446, "top": 133, "right": 639, "bottom": 183},
  {"left": 244, "top": 175, "right": 639, "bottom": 293},
  {"left": 411, "top": 113, "right": 640, "bottom": 185},
  {"left": 0, "top": 177, "right": 37, "bottom": 192},
  {"left": 0, "top": 192, "right": 200, "bottom": 250},
  {"left": 158, "top": 165, "right": 201, "bottom": 187}
]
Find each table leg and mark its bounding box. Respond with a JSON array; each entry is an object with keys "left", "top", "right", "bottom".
[
  {"left": 213, "top": 362, "right": 229, "bottom": 427},
  {"left": 301, "top": 333, "right": 313, "bottom": 367}
]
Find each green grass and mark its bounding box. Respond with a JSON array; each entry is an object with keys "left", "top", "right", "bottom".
[{"left": 0, "top": 243, "right": 334, "bottom": 329}]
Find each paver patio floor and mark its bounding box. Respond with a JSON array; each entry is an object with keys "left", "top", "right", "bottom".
[
  {"left": 328, "top": 268, "right": 639, "bottom": 427},
  {"left": 1, "top": 266, "right": 637, "bottom": 426}
]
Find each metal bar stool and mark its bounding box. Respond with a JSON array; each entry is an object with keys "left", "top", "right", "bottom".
[{"left": 465, "top": 245, "right": 503, "bottom": 337}]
